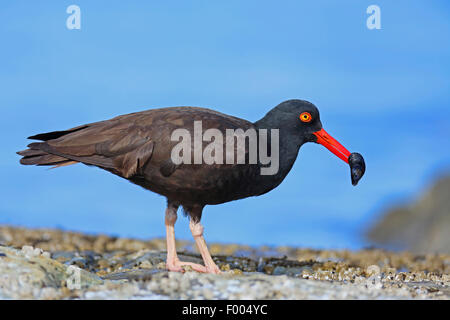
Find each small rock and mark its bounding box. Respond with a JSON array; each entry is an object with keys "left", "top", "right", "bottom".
[{"left": 272, "top": 266, "right": 287, "bottom": 275}]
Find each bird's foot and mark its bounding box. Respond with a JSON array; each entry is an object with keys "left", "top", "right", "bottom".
[
  {"left": 166, "top": 260, "right": 207, "bottom": 273},
  {"left": 166, "top": 259, "right": 221, "bottom": 274},
  {"left": 204, "top": 263, "right": 221, "bottom": 274}
]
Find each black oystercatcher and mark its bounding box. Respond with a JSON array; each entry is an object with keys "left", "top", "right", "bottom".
[{"left": 17, "top": 99, "right": 365, "bottom": 274}]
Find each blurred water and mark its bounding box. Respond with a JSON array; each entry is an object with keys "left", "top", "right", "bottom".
[{"left": 0, "top": 1, "right": 449, "bottom": 249}]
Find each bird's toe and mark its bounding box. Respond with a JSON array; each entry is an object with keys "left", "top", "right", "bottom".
[
  {"left": 175, "top": 261, "right": 208, "bottom": 273},
  {"left": 166, "top": 262, "right": 184, "bottom": 273},
  {"left": 206, "top": 264, "right": 221, "bottom": 274}
]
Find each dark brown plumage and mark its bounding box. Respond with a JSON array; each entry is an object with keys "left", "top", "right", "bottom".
[{"left": 17, "top": 99, "right": 364, "bottom": 273}]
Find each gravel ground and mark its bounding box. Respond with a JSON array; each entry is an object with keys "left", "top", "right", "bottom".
[{"left": 0, "top": 225, "right": 449, "bottom": 299}]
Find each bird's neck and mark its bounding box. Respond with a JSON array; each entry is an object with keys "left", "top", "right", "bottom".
[{"left": 252, "top": 118, "right": 306, "bottom": 194}]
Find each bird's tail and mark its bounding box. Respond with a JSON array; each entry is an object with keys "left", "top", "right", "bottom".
[
  {"left": 17, "top": 147, "right": 78, "bottom": 168},
  {"left": 17, "top": 128, "right": 84, "bottom": 168}
]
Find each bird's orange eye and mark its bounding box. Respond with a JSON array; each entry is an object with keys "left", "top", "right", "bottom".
[{"left": 299, "top": 112, "right": 312, "bottom": 123}]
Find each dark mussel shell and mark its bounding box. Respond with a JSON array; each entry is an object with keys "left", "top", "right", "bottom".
[{"left": 348, "top": 152, "right": 365, "bottom": 186}]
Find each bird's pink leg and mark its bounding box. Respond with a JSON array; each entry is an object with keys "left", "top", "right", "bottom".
[
  {"left": 189, "top": 220, "right": 221, "bottom": 274},
  {"left": 164, "top": 204, "right": 207, "bottom": 273}
]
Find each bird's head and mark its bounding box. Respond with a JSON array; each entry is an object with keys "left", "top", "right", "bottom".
[{"left": 265, "top": 99, "right": 366, "bottom": 185}]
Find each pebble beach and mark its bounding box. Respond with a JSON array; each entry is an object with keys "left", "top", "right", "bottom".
[{"left": 0, "top": 225, "right": 448, "bottom": 299}]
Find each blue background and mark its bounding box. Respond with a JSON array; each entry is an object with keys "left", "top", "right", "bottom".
[{"left": 1, "top": 1, "right": 449, "bottom": 249}]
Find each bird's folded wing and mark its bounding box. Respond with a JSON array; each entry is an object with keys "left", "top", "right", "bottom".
[{"left": 27, "top": 119, "right": 154, "bottom": 178}]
